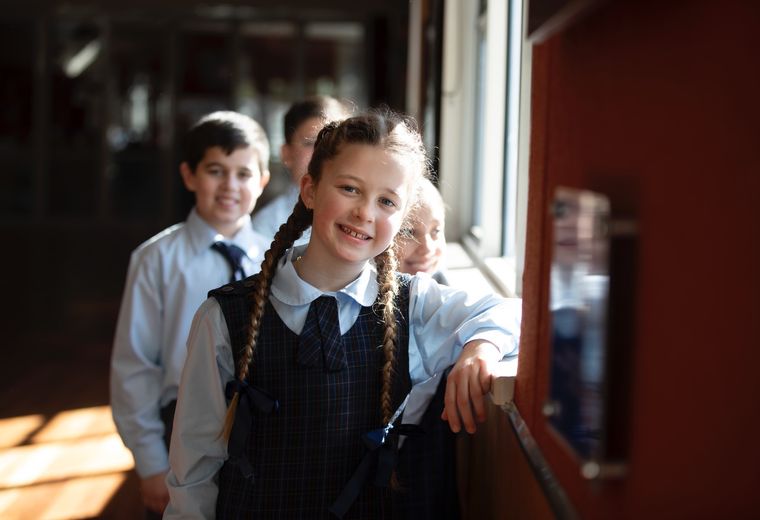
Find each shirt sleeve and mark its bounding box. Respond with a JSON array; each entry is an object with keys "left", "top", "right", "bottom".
[
  {"left": 109, "top": 247, "right": 169, "bottom": 478},
  {"left": 408, "top": 274, "right": 521, "bottom": 381},
  {"left": 251, "top": 197, "right": 282, "bottom": 240},
  {"left": 165, "top": 298, "right": 234, "bottom": 519}
]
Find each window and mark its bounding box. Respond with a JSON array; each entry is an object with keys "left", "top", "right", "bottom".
[{"left": 438, "top": 0, "right": 530, "bottom": 297}]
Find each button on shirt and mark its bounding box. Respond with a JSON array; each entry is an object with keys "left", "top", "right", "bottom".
[
  {"left": 110, "top": 208, "right": 270, "bottom": 479},
  {"left": 165, "top": 245, "right": 521, "bottom": 519}
]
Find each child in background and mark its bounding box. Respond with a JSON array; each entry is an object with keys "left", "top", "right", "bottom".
[
  {"left": 252, "top": 95, "right": 349, "bottom": 242},
  {"left": 110, "top": 111, "right": 271, "bottom": 518},
  {"left": 165, "top": 110, "right": 521, "bottom": 519},
  {"left": 397, "top": 177, "right": 449, "bottom": 285}
]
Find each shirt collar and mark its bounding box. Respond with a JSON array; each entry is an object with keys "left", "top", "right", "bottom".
[
  {"left": 270, "top": 245, "right": 378, "bottom": 307},
  {"left": 186, "top": 207, "right": 259, "bottom": 256}
]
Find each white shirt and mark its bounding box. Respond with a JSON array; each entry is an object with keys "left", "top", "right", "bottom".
[
  {"left": 165, "top": 245, "right": 521, "bottom": 518},
  {"left": 110, "top": 208, "right": 270, "bottom": 478},
  {"left": 251, "top": 184, "right": 311, "bottom": 245}
]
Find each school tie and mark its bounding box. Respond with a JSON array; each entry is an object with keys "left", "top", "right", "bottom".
[
  {"left": 211, "top": 241, "right": 248, "bottom": 283},
  {"left": 297, "top": 295, "right": 347, "bottom": 372}
]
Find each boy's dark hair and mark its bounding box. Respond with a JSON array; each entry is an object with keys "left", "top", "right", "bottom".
[
  {"left": 283, "top": 95, "right": 349, "bottom": 144},
  {"left": 183, "top": 111, "right": 270, "bottom": 172}
]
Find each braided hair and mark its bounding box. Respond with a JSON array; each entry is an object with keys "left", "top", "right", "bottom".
[{"left": 222, "top": 109, "right": 429, "bottom": 436}]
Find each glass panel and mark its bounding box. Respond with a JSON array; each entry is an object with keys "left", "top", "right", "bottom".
[
  {"left": 48, "top": 19, "right": 104, "bottom": 217},
  {"left": 107, "top": 23, "right": 166, "bottom": 219},
  {"left": 0, "top": 20, "right": 35, "bottom": 216},
  {"left": 304, "top": 22, "right": 367, "bottom": 108},
  {"left": 547, "top": 187, "right": 610, "bottom": 462}
]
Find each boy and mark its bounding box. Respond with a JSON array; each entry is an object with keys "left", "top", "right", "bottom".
[
  {"left": 252, "top": 95, "right": 348, "bottom": 241},
  {"left": 110, "top": 111, "right": 270, "bottom": 518}
]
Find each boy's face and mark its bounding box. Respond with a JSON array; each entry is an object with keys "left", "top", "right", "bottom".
[
  {"left": 180, "top": 146, "right": 269, "bottom": 237},
  {"left": 397, "top": 203, "right": 446, "bottom": 275},
  {"left": 281, "top": 117, "right": 323, "bottom": 185}
]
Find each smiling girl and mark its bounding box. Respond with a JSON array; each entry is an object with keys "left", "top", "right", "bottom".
[{"left": 165, "top": 110, "right": 521, "bottom": 519}]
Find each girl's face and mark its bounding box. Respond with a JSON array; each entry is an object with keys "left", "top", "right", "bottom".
[
  {"left": 397, "top": 202, "right": 446, "bottom": 274},
  {"left": 301, "top": 143, "right": 413, "bottom": 269}
]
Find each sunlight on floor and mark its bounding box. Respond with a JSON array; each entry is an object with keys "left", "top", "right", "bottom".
[{"left": 0, "top": 406, "right": 134, "bottom": 519}]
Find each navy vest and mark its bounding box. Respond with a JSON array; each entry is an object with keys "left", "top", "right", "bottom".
[{"left": 211, "top": 272, "right": 451, "bottom": 519}]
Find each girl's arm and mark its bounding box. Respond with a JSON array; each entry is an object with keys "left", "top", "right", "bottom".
[
  {"left": 408, "top": 275, "right": 521, "bottom": 433},
  {"left": 441, "top": 339, "right": 502, "bottom": 433},
  {"left": 164, "top": 298, "right": 233, "bottom": 519}
]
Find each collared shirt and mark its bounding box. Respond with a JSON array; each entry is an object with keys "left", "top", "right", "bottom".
[
  {"left": 110, "top": 208, "right": 270, "bottom": 478},
  {"left": 165, "top": 245, "right": 521, "bottom": 519},
  {"left": 251, "top": 184, "right": 311, "bottom": 245}
]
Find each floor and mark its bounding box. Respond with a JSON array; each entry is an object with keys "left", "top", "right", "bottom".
[{"left": 0, "top": 325, "right": 143, "bottom": 519}]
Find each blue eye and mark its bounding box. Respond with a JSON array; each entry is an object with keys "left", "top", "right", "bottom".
[
  {"left": 380, "top": 198, "right": 396, "bottom": 208},
  {"left": 341, "top": 185, "right": 358, "bottom": 194}
]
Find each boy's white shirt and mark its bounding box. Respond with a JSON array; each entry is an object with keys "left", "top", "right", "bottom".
[
  {"left": 109, "top": 208, "right": 270, "bottom": 478},
  {"left": 251, "top": 183, "right": 311, "bottom": 245},
  {"left": 165, "top": 244, "right": 521, "bottom": 518}
]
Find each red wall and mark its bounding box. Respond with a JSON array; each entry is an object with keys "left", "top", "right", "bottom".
[{"left": 516, "top": 1, "right": 760, "bottom": 517}]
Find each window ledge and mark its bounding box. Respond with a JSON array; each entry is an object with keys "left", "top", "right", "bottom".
[
  {"left": 444, "top": 242, "right": 519, "bottom": 406},
  {"left": 457, "top": 236, "right": 518, "bottom": 297},
  {"left": 490, "top": 356, "right": 517, "bottom": 406}
]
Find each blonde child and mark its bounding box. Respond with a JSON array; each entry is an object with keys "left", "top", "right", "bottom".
[
  {"left": 165, "top": 110, "right": 521, "bottom": 518},
  {"left": 397, "top": 177, "right": 449, "bottom": 284},
  {"left": 252, "top": 95, "right": 349, "bottom": 242},
  {"left": 110, "top": 111, "right": 271, "bottom": 518}
]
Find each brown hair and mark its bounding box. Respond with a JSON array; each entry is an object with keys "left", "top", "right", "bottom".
[
  {"left": 184, "top": 111, "right": 270, "bottom": 174},
  {"left": 283, "top": 95, "right": 351, "bottom": 143},
  {"left": 223, "top": 109, "right": 429, "bottom": 436}
]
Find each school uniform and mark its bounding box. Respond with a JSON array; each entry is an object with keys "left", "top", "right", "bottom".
[
  {"left": 165, "top": 244, "right": 521, "bottom": 519},
  {"left": 110, "top": 208, "right": 269, "bottom": 480},
  {"left": 252, "top": 184, "right": 311, "bottom": 245}
]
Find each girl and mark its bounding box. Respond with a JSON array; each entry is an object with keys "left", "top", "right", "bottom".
[
  {"left": 165, "top": 110, "right": 521, "bottom": 519},
  {"left": 397, "top": 177, "right": 449, "bottom": 284}
]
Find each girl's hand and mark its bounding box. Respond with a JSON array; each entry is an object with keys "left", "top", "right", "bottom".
[{"left": 441, "top": 340, "right": 501, "bottom": 433}]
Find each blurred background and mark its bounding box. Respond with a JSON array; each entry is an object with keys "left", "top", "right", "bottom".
[
  {"left": 1, "top": 1, "right": 758, "bottom": 518},
  {"left": 0, "top": 1, "right": 427, "bottom": 517}
]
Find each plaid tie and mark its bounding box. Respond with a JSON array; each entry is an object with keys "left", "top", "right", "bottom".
[
  {"left": 211, "top": 241, "right": 248, "bottom": 283},
  {"left": 297, "top": 295, "right": 347, "bottom": 372}
]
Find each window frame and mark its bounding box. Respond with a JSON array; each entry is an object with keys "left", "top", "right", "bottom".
[{"left": 438, "top": 0, "right": 531, "bottom": 297}]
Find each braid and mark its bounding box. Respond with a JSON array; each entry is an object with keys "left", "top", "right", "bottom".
[
  {"left": 374, "top": 245, "right": 400, "bottom": 425},
  {"left": 221, "top": 199, "right": 312, "bottom": 440}
]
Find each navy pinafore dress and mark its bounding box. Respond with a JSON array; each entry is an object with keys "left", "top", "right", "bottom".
[{"left": 210, "top": 273, "right": 459, "bottom": 519}]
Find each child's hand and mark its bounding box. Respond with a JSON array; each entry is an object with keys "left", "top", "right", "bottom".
[
  {"left": 441, "top": 340, "right": 501, "bottom": 434},
  {"left": 140, "top": 471, "right": 170, "bottom": 514}
]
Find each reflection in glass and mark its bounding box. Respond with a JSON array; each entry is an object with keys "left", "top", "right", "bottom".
[{"left": 548, "top": 187, "right": 610, "bottom": 461}]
